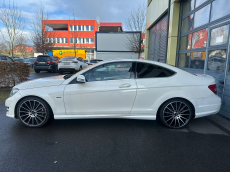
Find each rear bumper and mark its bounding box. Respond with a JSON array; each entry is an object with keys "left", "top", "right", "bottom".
[
  {"left": 190, "top": 94, "right": 221, "bottom": 118},
  {"left": 34, "top": 65, "right": 55, "bottom": 70}
]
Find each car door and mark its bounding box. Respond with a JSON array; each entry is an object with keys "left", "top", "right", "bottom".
[
  {"left": 131, "top": 62, "right": 176, "bottom": 115},
  {"left": 64, "top": 61, "right": 137, "bottom": 116}
]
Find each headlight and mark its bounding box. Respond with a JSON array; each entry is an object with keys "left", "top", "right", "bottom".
[{"left": 10, "top": 88, "right": 19, "bottom": 97}]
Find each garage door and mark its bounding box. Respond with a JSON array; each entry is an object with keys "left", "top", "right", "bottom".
[{"left": 148, "top": 14, "right": 168, "bottom": 63}]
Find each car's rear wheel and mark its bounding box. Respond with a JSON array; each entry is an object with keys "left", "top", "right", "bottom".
[
  {"left": 159, "top": 99, "right": 193, "bottom": 129},
  {"left": 35, "top": 70, "right": 40, "bottom": 73},
  {"left": 17, "top": 97, "right": 51, "bottom": 127}
]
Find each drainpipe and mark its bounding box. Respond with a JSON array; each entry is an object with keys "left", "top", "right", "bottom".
[{"left": 165, "top": 0, "right": 171, "bottom": 64}]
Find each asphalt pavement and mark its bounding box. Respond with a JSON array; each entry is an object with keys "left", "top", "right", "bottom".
[{"left": 0, "top": 72, "right": 230, "bottom": 172}]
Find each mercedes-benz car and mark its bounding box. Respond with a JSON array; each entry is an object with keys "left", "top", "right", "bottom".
[{"left": 5, "top": 59, "right": 221, "bottom": 129}]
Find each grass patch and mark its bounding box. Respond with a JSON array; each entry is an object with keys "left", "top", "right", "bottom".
[{"left": 0, "top": 87, "right": 11, "bottom": 103}]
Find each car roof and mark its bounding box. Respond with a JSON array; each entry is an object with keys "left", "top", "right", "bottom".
[{"left": 97, "top": 59, "right": 183, "bottom": 73}]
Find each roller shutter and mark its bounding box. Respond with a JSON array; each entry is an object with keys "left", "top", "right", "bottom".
[{"left": 148, "top": 14, "right": 168, "bottom": 63}]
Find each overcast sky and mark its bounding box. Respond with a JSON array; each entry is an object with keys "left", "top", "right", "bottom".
[{"left": 1, "top": 0, "right": 145, "bottom": 30}]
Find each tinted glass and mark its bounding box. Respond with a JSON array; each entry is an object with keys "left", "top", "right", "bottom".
[
  {"left": 211, "top": 0, "right": 230, "bottom": 21},
  {"left": 194, "top": 4, "right": 210, "bottom": 28},
  {"left": 77, "top": 57, "right": 83, "bottom": 61},
  {"left": 210, "top": 25, "right": 229, "bottom": 46},
  {"left": 182, "top": 0, "right": 195, "bottom": 16},
  {"left": 208, "top": 49, "right": 226, "bottom": 72},
  {"left": 78, "top": 25, "right": 81, "bottom": 31},
  {"left": 86, "top": 25, "right": 89, "bottom": 31},
  {"left": 181, "top": 15, "right": 194, "bottom": 34},
  {"left": 91, "top": 38, "right": 94, "bottom": 43},
  {"left": 37, "top": 56, "right": 50, "bottom": 62},
  {"left": 195, "top": 0, "right": 207, "bottom": 8},
  {"left": 90, "top": 25, "right": 94, "bottom": 31},
  {"left": 84, "top": 62, "right": 135, "bottom": 82},
  {"left": 180, "top": 34, "right": 192, "bottom": 50},
  {"left": 136, "top": 63, "right": 175, "bottom": 78},
  {"left": 0, "top": 56, "right": 7, "bottom": 61},
  {"left": 192, "top": 28, "right": 208, "bottom": 49}
]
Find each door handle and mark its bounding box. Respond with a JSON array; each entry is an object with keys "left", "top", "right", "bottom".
[{"left": 119, "top": 83, "right": 131, "bottom": 88}]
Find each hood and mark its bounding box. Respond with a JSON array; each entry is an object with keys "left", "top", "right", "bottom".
[{"left": 15, "top": 75, "right": 65, "bottom": 90}]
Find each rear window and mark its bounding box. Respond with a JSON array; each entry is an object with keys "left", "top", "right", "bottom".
[
  {"left": 37, "top": 56, "right": 50, "bottom": 62},
  {"left": 136, "top": 62, "right": 176, "bottom": 78},
  {"left": 62, "top": 57, "right": 75, "bottom": 60}
]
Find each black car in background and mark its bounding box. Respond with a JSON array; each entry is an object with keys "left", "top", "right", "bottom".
[
  {"left": 0, "top": 55, "right": 14, "bottom": 62},
  {"left": 24, "top": 58, "right": 36, "bottom": 68},
  {"left": 34, "top": 55, "right": 58, "bottom": 73}
]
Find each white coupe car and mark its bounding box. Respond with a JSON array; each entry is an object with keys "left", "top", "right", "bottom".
[
  {"left": 58, "top": 56, "right": 88, "bottom": 74},
  {"left": 5, "top": 59, "right": 221, "bottom": 129}
]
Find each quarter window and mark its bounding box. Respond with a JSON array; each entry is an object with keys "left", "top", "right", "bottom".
[
  {"left": 136, "top": 63, "right": 175, "bottom": 78},
  {"left": 84, "top": 62, "right": 135, "bottom": 82},
  {"left": 210, "top": 25, "right": 229, "bottom": 46}
]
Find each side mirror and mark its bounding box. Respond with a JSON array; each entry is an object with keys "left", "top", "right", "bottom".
[{"left": 76, "top": 75, "right": 86, "bottom": 83}]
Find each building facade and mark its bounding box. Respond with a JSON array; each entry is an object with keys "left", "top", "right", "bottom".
[
  {"left": 145, "top": 0, "right": 230, "bottom": 119},
  {"left": 42, "top": 20, "right": 123, "bottom": 59}
]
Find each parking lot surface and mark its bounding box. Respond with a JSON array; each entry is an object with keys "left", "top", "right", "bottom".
[{"left": 1, "top": 72, "right": 230, "bottom": 172}]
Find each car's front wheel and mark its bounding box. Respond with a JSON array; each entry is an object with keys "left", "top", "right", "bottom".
[
  {"left": 17, "top": 97, "right": 51, "bottom": 127},
  {"left": 159, "top": 99, "right": 193, "bottom": 129},
  {"left": 35, "top": 70, "right": 40, "bottom": 73}
]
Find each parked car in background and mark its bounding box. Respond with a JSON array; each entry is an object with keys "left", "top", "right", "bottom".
[
  {"left": 58, "top": 56, "right": 88, "bottom": 74},
  {"left": 24, "top": 58, "right": 36, "bottom": 68},
  {"left": 86, "top": 59, "right": 103, "bottom": 65},
  {"left": 34, "top": 55, "right": 58, "bottom": 73},
  {"left": 5, "top": 59, "right": 221, "bottom": 128},
  {"left": 14, "top": 58, "right": 25, "bottom": 62},
  {"left": 0, "top": 55, "right": 14, "bottom": 62},
  {"left": 50, "top": 56, "right": 60, "bottom": 63}
]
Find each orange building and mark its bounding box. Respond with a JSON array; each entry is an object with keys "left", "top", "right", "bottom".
[{"left": 43, "top": 20, "right": 123, "bottom": 53}]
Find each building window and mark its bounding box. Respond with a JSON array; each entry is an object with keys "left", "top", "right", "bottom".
[
  {"left": 82, "top": 38, "right": 85, "bottom": 44},
  {"left": 45, "top": 38, "right": 49, "bottom": 43},
  {"left": 178, "top": 0, "right": 230, "bottom": 72},
  {"left": 74, "top": 25, "right": 77, "bottom": 31},
  {"left": 207, "top": 50, "right": 226, "bottom": 72},
  {"left": 69, "top": 25, "right": 73, "bottom": 31},
  {"left": 90, "top": 25, "right": 94, "bottom": 31},
  {"left": 86, "top": 25, "right": 89, "bottom": 31},
  {"left": 192, "top": 28, "right": 207, "bottom": 49},
  {"left": 194, "top": 4, "right": 210, "bottom": 28},
  {"left": 211, "top": 0, "right": 230, "bottom": 22},
  {"left": 210, "top": 25, "right": 229, "bottom": 46},
  {"left": 86, "top": 38, "right": 89, "bottom": 44},
  {"left": 78, "top": 25, "right": 81, "bottom": 31},
  {"left": 70, "top": 38, "right": 73, "bottom": 44},
  {"left": 90, "top": 38, "right": 94, "bottom": 44},
  {"left": 81, "top": 25, "right": 84, "bottom": 31}
]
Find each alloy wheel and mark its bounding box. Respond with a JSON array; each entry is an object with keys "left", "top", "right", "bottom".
[
  {"left": 162, "top": 101, "right": 192, "bottom": 128},
  {"left": 18, "top": 99, "right": 47, "bottom": 127}
]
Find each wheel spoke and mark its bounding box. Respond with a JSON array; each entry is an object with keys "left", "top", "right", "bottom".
[
  {"left": 166, "top": 107, "right": 174, "bottom": 113},
  {"left": 28, "top": 100, "right": 33, "bottom": 110},
  {"left": 170, "top": 103, "right": 176, "bottom": 112},
  {"left": 180, "top": 113, "right": 191, "bottom": 116},
  {"left": 169, "top": 118, "right": 175, "bottom": 126},
  {"left": 178, "top": 117, "right": 185, "bottom": 124},
  {"left": 34, "top": 102, "right": 41, "bottom": 111},
  {"left": 20, "top": 114, "right": 30, "bottom": 118},
  {"left": 37, "top": 114, "right": 45, "bottom": 118},
  {"left": 21, "top": 106, "right": 30, "bottom": 112},
  {"left": 165, "top": 116, "right": 174, "bottom": 122},
  {"left": 180, "top": 109, "right": 190, "bottom": 114}
]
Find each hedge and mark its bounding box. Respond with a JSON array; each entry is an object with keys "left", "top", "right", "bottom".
[{"left": 0, "top": 61, "right": 30, "bottom": 87}]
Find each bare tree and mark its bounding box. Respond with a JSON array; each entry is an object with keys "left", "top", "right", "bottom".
[
  {"left": 0, "top": 0, "right": 25, "bottom": 58},
  {"left": 69, "top": 9, "right": 82, "bottom": 57},
  {"left": 0, "top": 42, "right": 9, "bottom": 55},
  {"left": 124, "top": 3, "right": 146, "bottom": 58},
  {"left": 31, "top": 3, "right": 58, "bottom": 55},
  {"left": 14, "top": 35, "right": 29, "bottom": 57}
]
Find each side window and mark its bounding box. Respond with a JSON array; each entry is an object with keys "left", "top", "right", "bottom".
[
  {"left": 0, "top": 57, "right": 7, "bottom": 61},
  {"left": 6, "top": 57, "right": 13, "bottom": 61},
  {"left": 77, "top": 57, "right": 83, "bottom": 62},
  {"left": 136, "top": 63, "right": 176, "bottom": 78},
  {"left": 83, "top": 62, "right": 135, "bottom": 82}
]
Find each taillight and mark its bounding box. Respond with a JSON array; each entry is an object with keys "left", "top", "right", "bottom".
[
  {"left": 87, "top": 63, "right": 91, "bottom": 65},
  {"left": 208, "top": 84, "right": 217, "bottom": 95},
  {"left": 34, "top": 61, "right": 38, "bottom": 64},
  {"left": 47, "top": 61, "right": 54, "bottom": 64}
]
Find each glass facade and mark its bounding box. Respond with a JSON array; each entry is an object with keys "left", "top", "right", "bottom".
[{"left": 178, "top": 0, "right": 230, "bottom": 72}]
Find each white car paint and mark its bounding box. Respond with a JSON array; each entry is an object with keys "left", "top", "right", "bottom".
[
  {"left": 58, "top": 57, "right": 88, "bottom": 71},
  {"left": 5, "top": 59, "right": 221, "bottom": 126}
]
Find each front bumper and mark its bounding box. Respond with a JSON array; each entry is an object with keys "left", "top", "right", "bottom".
[{"left": 5, "top": 92, "right": 22, "bottom": 118}]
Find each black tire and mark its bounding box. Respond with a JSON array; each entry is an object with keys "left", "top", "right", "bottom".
[
  {"left": 79, "top": 66, "right": 82, "bottom": 71},
  {"left": 17, "top": 97, "right": 51, "bottom": 127},
  {"left": 59, "top": 71, "right": 64, "bottom": 74},
  {"left": 35, "top": 70, "right": 40, "bottom": 73},
  {"left": 159, "top": 98, "right": 193, "bottom": 129}
]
